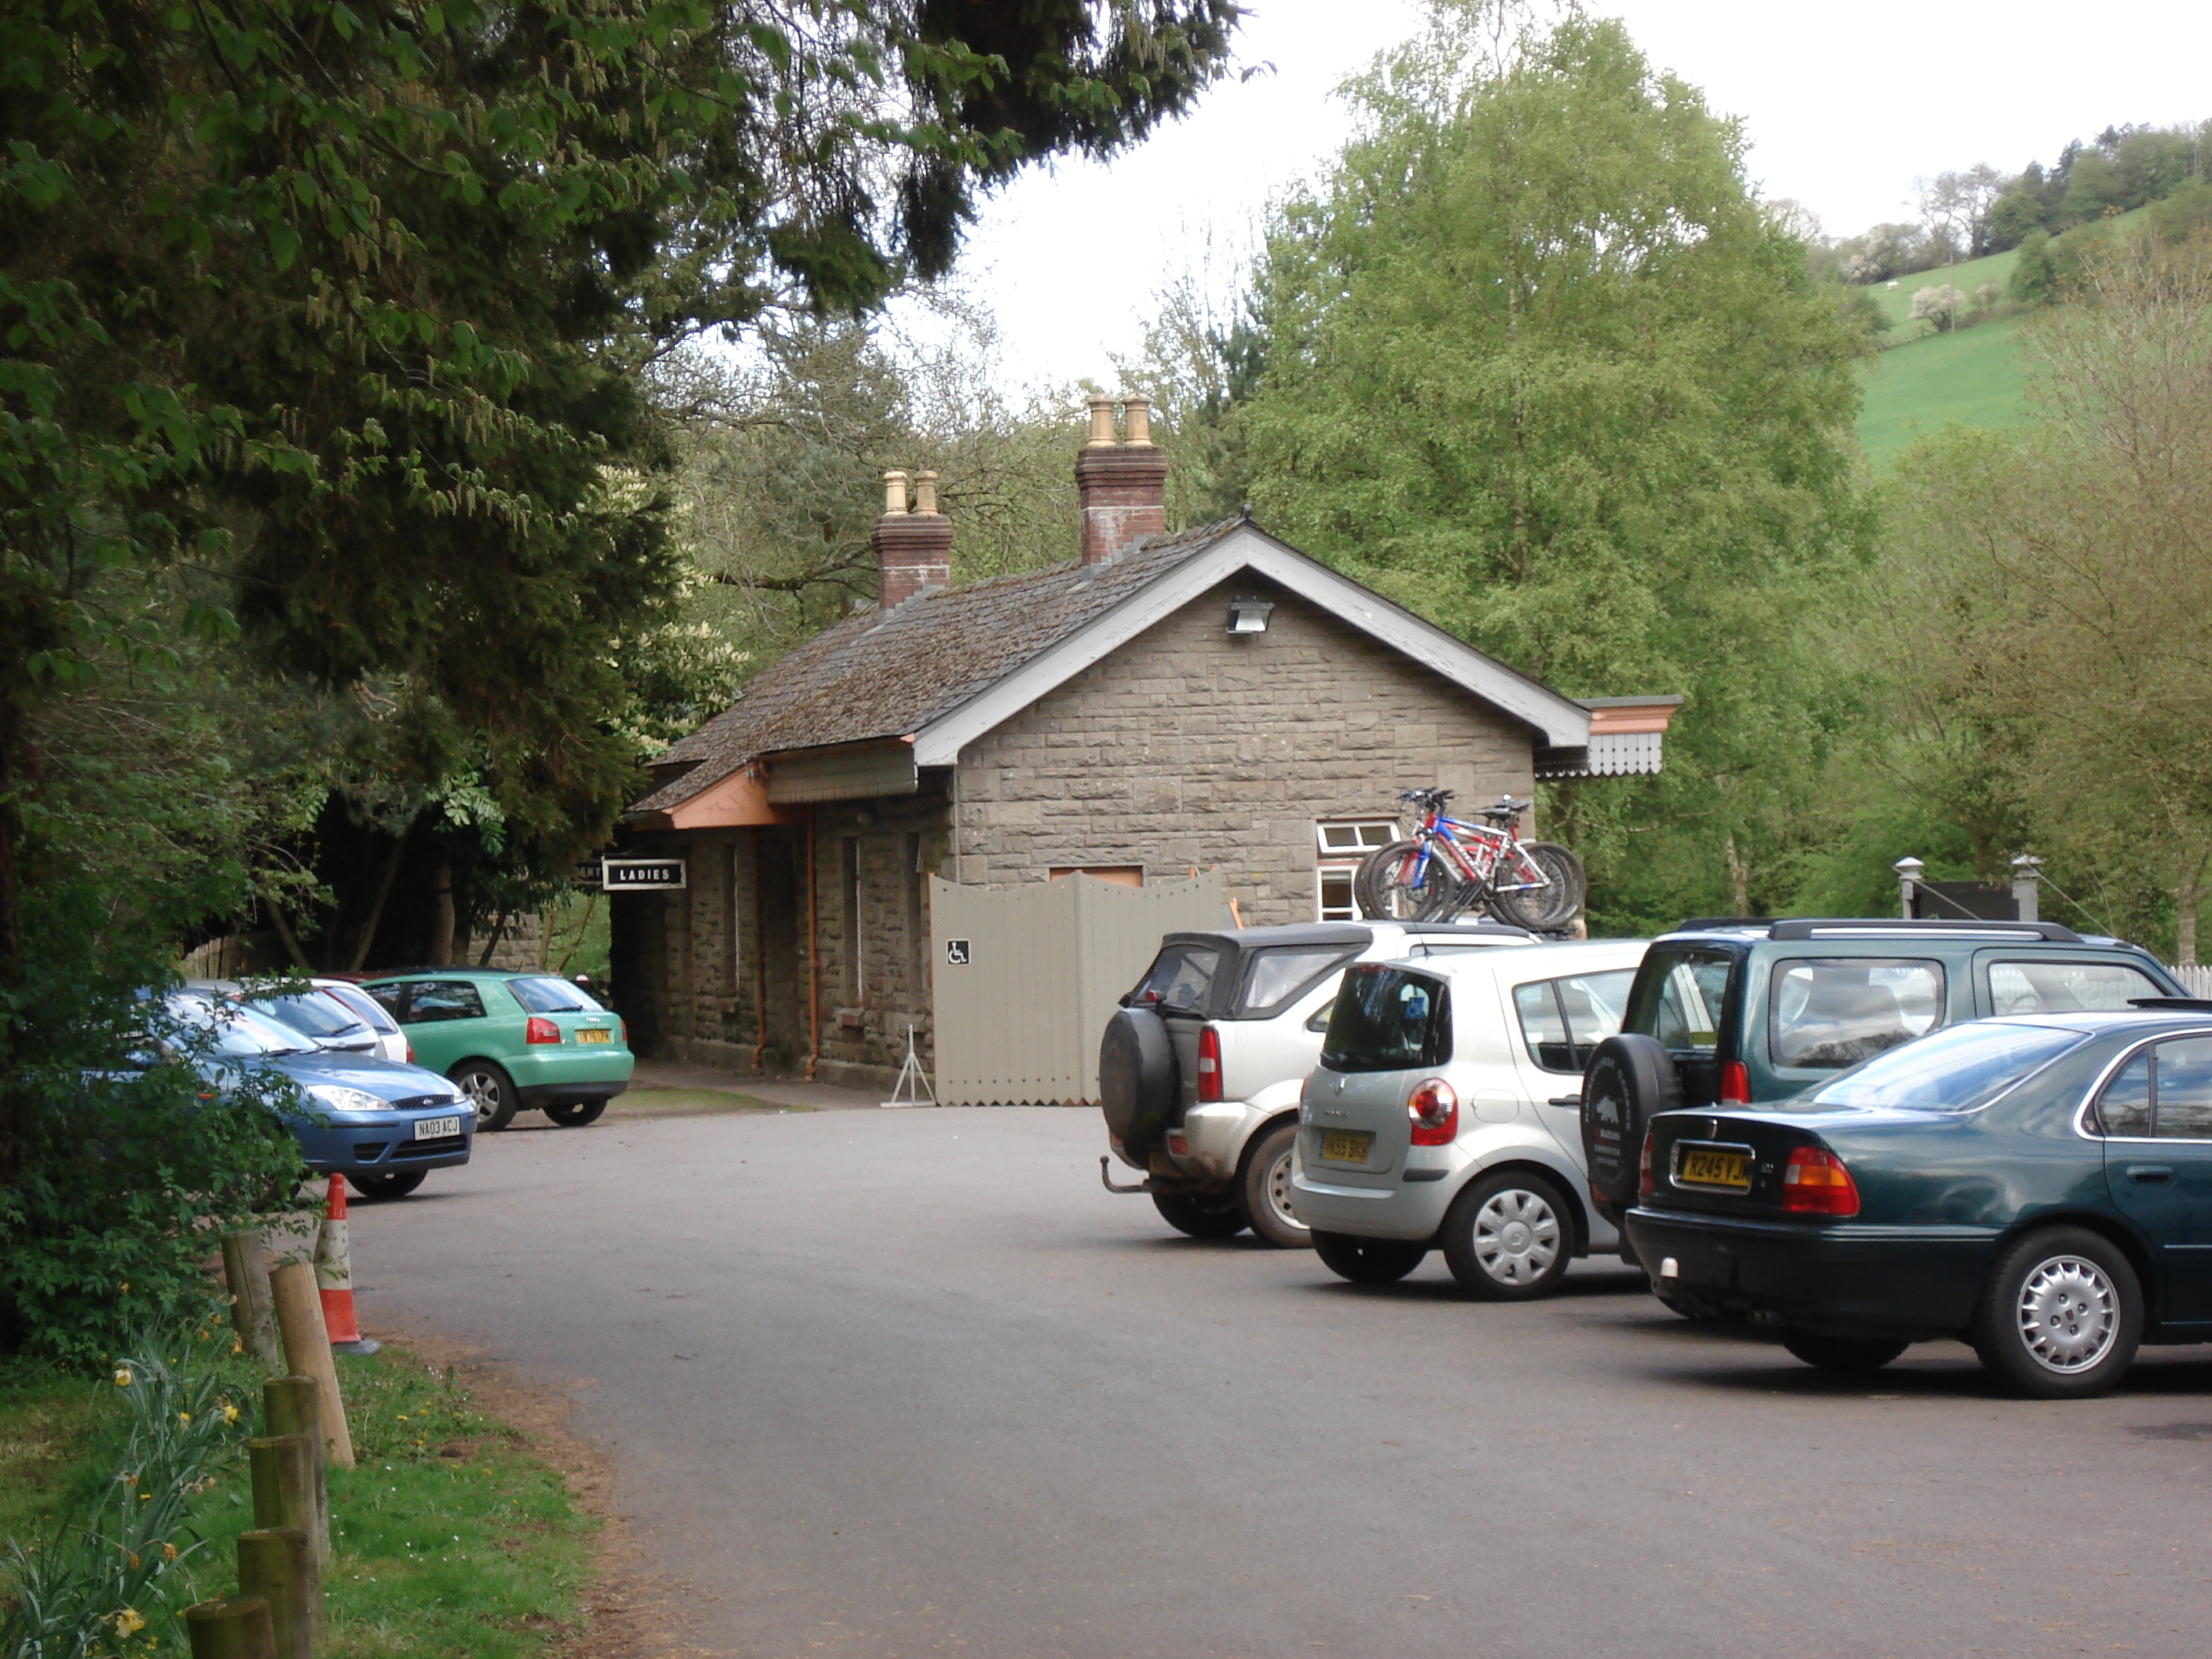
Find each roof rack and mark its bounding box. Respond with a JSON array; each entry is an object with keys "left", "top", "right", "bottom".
[
  {"left": 1765, "top": 918, "right": 2084, "bottom": 943},
  {"left": 1671, "top": 917, "right": 1776, "bottom": 932},
  {"left": 2129, "top": 997, "right": 2212, "bottom": 1013}
]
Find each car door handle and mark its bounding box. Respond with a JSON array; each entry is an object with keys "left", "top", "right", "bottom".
[
  {"left": 2126, "top": 1165, "right": 2176, "bottom": 1185},
  {"left": 1548, "top": 1095, "right": 1582, "bottom": 1107}
]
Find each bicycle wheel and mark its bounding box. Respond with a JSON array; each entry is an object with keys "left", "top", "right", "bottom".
[
  {"left": 1356, "top": 840, "right": 1452, "bottom": 920},
  {"left": 1487, "top": 840, "right": 1587, "bottom": 930}
]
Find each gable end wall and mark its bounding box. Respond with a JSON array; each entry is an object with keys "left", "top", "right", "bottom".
[{"left": 951, "top": 576, "right": 1535, "bottom": 921}]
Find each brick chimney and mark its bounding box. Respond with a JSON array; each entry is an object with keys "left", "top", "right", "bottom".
[
  {"left": 1074, "top": 394, "right": 1168, "bottom": 564},
  {"left": 872, "top": 468, "right": 950, "bottom": 611}
]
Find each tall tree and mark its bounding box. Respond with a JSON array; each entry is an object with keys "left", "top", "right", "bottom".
[{"left": 1237, "top": 0, "right": 1869, "bottom": 925}]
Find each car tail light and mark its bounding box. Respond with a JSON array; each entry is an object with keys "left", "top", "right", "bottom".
[
  {"left": 1780, "top": 1144, "right": 1859, "bottom": 1217},
  {"left": 1166, "top": 1131, "right": 1189, "bottom": 1155},
  {"left": 618, "top": 1016, "right": 628, "bottom": 1046},
  {"left": 1719, "top": 1061, "right": 1750, "bottom": 1105},
  {"left": 1196, "top": 1025, "right": 1223, "bottom": 1103},
  {"left": 405, "top": 1043, "right": 415, "bottom": 1065},
  {"left": 1638, "top": 1130, "right": 1656, "bottom": 1199},
  {"left": 1406, "top": 1078, "right": 1458, "bottom": 1146},
  {"left": 525, "top": 1016, "right": 561, "bottom": 1046}
]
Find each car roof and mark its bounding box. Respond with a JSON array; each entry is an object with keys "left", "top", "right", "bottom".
[
  {"left": 1652, "top": 917, "right": 2148, "bottom": 950},
  {"left": 361, "top": 967, "right": 544, "bottom": 982},
  {"left": 1369, "top": 939, "right": 1649, "bottom": 980}
]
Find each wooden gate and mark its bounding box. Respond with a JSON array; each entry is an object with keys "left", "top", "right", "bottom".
[{"left": 929, "top": 872, "right": 1226, "bottom": 1105}]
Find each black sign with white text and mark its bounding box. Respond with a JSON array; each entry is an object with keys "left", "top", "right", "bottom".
[{"left": 602, "top": 858, "right": 687, "bottom": 892}]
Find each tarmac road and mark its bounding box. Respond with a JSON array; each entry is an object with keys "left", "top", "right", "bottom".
[{"left": 350, "top": 1104, "right": 2212, "bottom": 1659}]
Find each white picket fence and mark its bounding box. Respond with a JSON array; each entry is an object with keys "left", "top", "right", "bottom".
[{"left": 2174, "top": 963, "right": 2212, "bottom": 998}]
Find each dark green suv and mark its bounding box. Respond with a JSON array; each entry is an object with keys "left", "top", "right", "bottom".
[{"left": 1578, "top": 919, "right": 2186, "bottom": 1240}]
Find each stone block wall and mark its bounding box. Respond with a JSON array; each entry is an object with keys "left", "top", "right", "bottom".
[{"left": 949, "top": 574, "right": 1535, "bottom": 923}]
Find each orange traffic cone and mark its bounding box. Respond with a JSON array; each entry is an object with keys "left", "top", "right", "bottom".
[{"left": 314, "top": 1174, "right": 380, "bottom": 1356}]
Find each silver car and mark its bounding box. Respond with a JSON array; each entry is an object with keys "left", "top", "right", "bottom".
[
  {"left": 1100, "top": 920, "right": 1537, "bottom": 1247},
  {"left": 1290, "top": 940, "right": 1647, "bottom": 1298}
]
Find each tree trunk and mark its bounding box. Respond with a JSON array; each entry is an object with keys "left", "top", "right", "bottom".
[
  {"left": 257, "top": 884, "right": 313, "bottom": 972},
  {"left": 347, "top": 823, "right": 412, "bottom": 972},
  {"left": 427, "top": 859, "right": 455, "bottom": 966},
  {"left": 476, "top": 912, "right": 510, "bottom": 967},
  {"left": 1724, "top": 834, "right": 1750, "bottom": 917}
]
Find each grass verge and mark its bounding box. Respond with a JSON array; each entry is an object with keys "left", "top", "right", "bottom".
[{"left": 2, "top": 1343, "right": 595, "bottom": 1657}]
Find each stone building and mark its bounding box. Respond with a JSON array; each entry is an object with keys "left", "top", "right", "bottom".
[{"left": 613, "top": 396, "right": 1677, "bottom": 1091}]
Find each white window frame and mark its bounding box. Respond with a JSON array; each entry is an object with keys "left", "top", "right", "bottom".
[{"left": 1314, "top": 820, "right": 1399, "bottom": 921}]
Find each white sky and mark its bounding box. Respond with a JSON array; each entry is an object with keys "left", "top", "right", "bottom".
[{"left": 930, "top": 0, "right": 2212, "bottom": 390}]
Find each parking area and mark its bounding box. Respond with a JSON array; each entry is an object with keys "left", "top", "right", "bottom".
[{"left": 347, "top": 1104, "right": 2212, "bottom": 1658}]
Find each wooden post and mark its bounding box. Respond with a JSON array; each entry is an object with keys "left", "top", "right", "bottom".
[
  {"left": 269, "top": 1262, "right": 354, "bottom": 1468},
  {"left": 185, "top": 1595, "right": 277, "bottom": 1659},
  {"left": 250, "top": 1434, "right": 326, "bottom": 1570},
  {"left": 262, "top": 1378, "right": 329, "bottom": 1564},
  {"left": 222, "top": 1232, "right": 280, "bottom": 1369},
  {"left": 236, "top": 1527, "right": 319, "bottom": 1659}
]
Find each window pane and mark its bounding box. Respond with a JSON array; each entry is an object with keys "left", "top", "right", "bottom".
[
  {"left": 1131, "top": 946, "right": 1218, "bottom": 1013},
  {"left": 253, "top": 992, "right": 363, "bottom": 1039},
  {"left": 403, "top": 981, "right": 485, "bottom": 1024},
  {"left": 320, "top": 983, "right": 400, "bottom": 1035},
  {"left": 1990, "top": 961, "right": 2164, "bottom": 1016},
  {"left": 1317, "top": 868, "right": 1357, "bottom": 922},
  {"left": 1321, "top": 967, "right": 1452, "bottom": 1073},
  {"left": 1241, "top": 949, "right": 1356, "bottom": 1014},
  {"left": 508, "top": 976, "right": 603, "bottom": 1013},
  {"left": 1770, "top": 958, "right": 1945, "bottom": 1070},
  {"left": 1319, "top": 825, "right": 1361, "bottom": 851},
  {"left": 2155, "top": 1037, "right": 2212, "bottom": 1140},
  {"left": 1514, "top": 982, "right": 1575, "bottom": 1073},
  {"left": 1556, "top": 969, "right": 1635, "bottom": 1068},
  {"left": 1811, "top": 1023, "right": 2085, "bottom": 1113},
  {"left": 2100, "top": 1052, "right": 2152, "bottom": 1137},
  {"left": 1631, "top": 951, "right": 1734, "bottom": 1059}
]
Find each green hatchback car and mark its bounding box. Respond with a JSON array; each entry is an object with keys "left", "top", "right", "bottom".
[{"left": 361, "top": 969, "right": 633, "bottom": 1131}]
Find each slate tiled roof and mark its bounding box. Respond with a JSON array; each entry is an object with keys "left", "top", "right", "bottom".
[{"left": 632, "top": 519, "right": 1240, "bottom": 815}]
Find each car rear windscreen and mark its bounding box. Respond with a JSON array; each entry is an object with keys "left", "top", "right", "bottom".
[
  {"left": 507, "top": 976, "right": 606, "bottom": 1013},
  {"left": 1320, "top": 965, "right": 1452, "bottom": 1072},
  {"left": 1810, "top": 1021, "right": 2086, "bottom": 1113},
  {"left": 1129, "top": 944, "right": 1220, "bottom": 1013}
]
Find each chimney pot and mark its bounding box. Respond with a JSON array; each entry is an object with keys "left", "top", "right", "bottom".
[
  {"left": 873, "top": 468, "right": 948, "bottom": 612},
  {"left": 1073, "top": 397, "right": 1167, "bottom": 565},
  {"left": 1085, "top": 396, "right": 1116, "bottom": 448},
  {"left": 1123, "top": 395, "right": 1154, "bottom": 446}
]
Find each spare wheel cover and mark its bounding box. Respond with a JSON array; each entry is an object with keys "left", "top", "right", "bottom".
[
  {"left": 1100, "top": 1006, "right": 1177, "bottom": 1149},
  {"left": 1581, "top": 1033, "right": 1681, "bottom": 1210}
]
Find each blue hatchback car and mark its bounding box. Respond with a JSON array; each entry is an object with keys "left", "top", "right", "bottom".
[{"left": 159, "top": 991, "right": 474, "bottom": 1199}]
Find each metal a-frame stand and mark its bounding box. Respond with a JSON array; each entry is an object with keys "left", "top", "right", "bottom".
[{"left": 880, "top": 1025, "right": 938, "bottom": 1108}]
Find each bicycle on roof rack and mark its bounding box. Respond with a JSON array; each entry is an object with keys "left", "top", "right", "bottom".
[{"left": 1353, "top": 789, "right": 1588, "bottom": 930}]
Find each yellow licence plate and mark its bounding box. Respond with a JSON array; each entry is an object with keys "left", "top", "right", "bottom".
[
  {"left": 1320, "top": 1130, "right": 1373, "bottom": 1164},
  {"left": 1676, "top": 1145, "right": 1752, "bottom": 1190},
  {"left": 575, "top": 1027, "right": 612, "bottom": 1044}
]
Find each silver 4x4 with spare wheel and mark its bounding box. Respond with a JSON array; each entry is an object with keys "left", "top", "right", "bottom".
[
  {"left": 1099, "top": 921, "right": 1536, "bottom": 1246},
  {"left": 1576, "top": 917, "right": 2188, "bottom": 1291},
  {"left": 1288, "top": 940, "right": 1647, "bottom": 1298}
]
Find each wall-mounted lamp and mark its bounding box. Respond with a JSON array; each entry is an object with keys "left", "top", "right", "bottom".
[{"left": 1227, "top": 596, "right": 1275, "bottom": 635}]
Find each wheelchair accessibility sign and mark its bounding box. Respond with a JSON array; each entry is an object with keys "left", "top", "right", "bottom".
[{"left": 943, "top": 939, "right": 972, "bottom": 966}]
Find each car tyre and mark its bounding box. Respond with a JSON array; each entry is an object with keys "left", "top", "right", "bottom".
[
  {"left": 1971, "top": 1226, "right": 2142, "bottom": 1400},
  {"left": 1152, "top": 1191, "right": 1247, "bottom": 1240},
  {"left": 1780, "top": 1330, "right": 1910, "bottom": 1374},
  {"left": 1440, "top": 1170, "right": 1575, "bottom": 1300},
  {"left": 544, "top": 1099, "right": 607, "bottom": 1127},
  {"left": 448, "top": 1060, "right": 519, "bottom": 1132},
  {"left": 1238, "top": 1121, "right": 1310, "bottom": 1249},
  {"left": 1580, "top": 1034, "right": 1681, "bottom": 1212},
  {"left": 346, "top": 1170, "right": 427, "bottom": 1200},
  {"left": 1311, "top": 1230, "right": 1428, "bottom": 1284}
]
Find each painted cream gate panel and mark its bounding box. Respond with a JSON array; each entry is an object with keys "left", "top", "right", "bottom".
[{"left": 930, "top": 873, "right": 1226, "bottom": 1105}]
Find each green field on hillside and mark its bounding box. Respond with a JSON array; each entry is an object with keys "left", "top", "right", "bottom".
[
  {"left": 1871, "top": 245, "right": 2022, "bottom": 335},
  {"left": 1855, "top": 313, "right": 2031, "bottom": 464}
]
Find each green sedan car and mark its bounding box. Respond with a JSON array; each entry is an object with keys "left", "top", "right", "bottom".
[{"left": 361, "top": 969, "right": 633, "bottom": 1131}]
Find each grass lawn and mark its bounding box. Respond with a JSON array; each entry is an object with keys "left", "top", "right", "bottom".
[
  {"left": 1855, "top": 311, "right": 2031, "bottom": 465},
  {"left": 2, "top": 1342, "right": 598, "bottom": 1657}
]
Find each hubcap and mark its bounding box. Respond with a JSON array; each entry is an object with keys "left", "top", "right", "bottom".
[
  {"left": 1472, "top": 1188, "right": 1561, "bottom": 1284},
  {"left": 2015, "top": 1254, "right": 2119, "bottom": 1373},
  {"left": 458, "top": 1072, "right": 501, "bottom": 1124},
  {"left": 1265, "top": 1148, "right": 1308, "bottom": 1235}
]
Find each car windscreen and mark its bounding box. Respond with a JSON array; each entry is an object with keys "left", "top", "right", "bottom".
[
  {"left": 162, "top": 995, "right": 315, "bottom": 1057},
  {"left": 1127, "top": 943, "right": 1220, "bottom": 1013},
  {"left": 251, "top": 992, "right": 367, "bottom": 1041},
  {"left": 317, "top": 983, "right": 400, "bottom": 1035},
  {"left": 1320, "top": 965, "right": 1452, "bottom": 1073},
  {"left": 507, "top": 976, "right": 605, "bottom": 1013},
  {"left": 1238, "top": 947, "right": 1361, "bottom": 1016},
  {"left": 1809, "top": 1021, "right": 2088, "bottom": 1113}
]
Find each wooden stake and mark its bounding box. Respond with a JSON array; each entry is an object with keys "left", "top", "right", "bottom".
[
  {"left": 236, "top": 1527, "right": 319, "bottom": 1659},
  {"left": 269, "top": 1262, "right": 354, "bottom": 1468},
  {"left": 184, "top": 1595, "right": 277, "bottom": 1659},
  {"left": 250, "top": 1434, "right": 326, "bottom": 1570},
  {"left": 262, "top": 1378, "right": 328, "bottom": 1565},
  {"left": 222, "top": 1232, "right": 280, "bottom": 1369}
]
